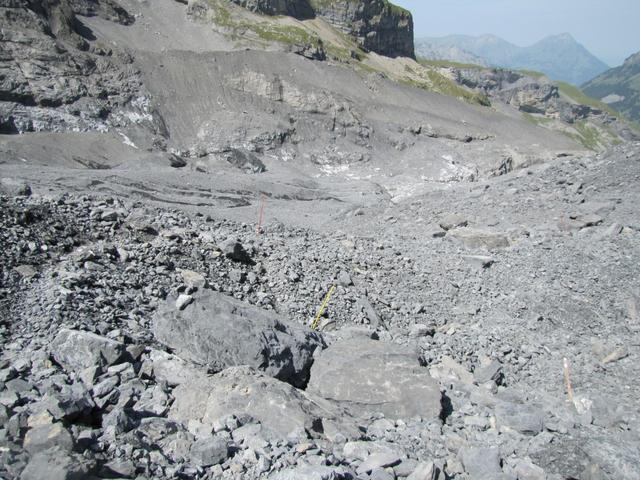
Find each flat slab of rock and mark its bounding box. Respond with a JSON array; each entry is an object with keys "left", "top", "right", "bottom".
[
  {"left": 495, "top": 402, "right": 544, "bottom": 435},
  {"left": 307, "top": 338, "right": 442, "bottom": 420},
  {"left": 20, "top": 449, "right": 95, "bottom": 480},
  {"left": 271, "top": 465, "right": 353, "bottom": 480},
  {"left": 460, "top": 446, "right": 503, "bottom": 479},
  {"left": 153, "top": 291, "right": 325, "bottom": 388},
  {"left": 169, "top": 366, "right": 359, "bottom": 441},
  {"left": 448, "top": 227, "right": 512, "bottom": 250},
  {"left": 50, "top": 329, "right": 124, "bottom": 373}
]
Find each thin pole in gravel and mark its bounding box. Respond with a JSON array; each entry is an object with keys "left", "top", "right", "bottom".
[
  {"left": 312, "top": 285, "right": 336, "bottom": 330},
  {"left": 563, "top": 357, "right": 574, "bottom": 403},
  {"left": 256, "top": 194, "right": 267, "bottom": 235}
]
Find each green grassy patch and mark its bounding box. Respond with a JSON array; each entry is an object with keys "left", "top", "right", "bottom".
[
  {"left": 571, "top": 120, "right": 605, "bottom": 150},
  {"left": 522, "top": 112, "right": 554, "bottom": 126},
  {"left": 518, "top": 69, "right": 547, "bottom": 79},
  {"left": 249, "top": 23, "right": 319, "bottom": 45},
  {"left": 417, "top": 58, "right": 485, "bottom": 70},
  {"left": 556, "top": 81, "right": 620, "bottom": 117},
  {"left": 401, "top": 70, "right": 490, "bottom": 107}
]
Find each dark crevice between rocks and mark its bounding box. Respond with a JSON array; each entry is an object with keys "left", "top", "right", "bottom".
[
  {"left": 439, "top": 393, "right": 453, "bottom": 424},
  {"left": 73, "top": 18, "right": 97, "bottom": 41}
]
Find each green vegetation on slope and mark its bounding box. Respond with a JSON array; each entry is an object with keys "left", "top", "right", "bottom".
[
  {"left": 556, "top": 81, "right": 620, "bottom": 117},
  {"left": 400, "top": 67, "right": 490, "bottom": 107},
  {"left": 582, "top": 52, "right": 640, "bottom": 122},
  {"left": 518, "top": 69, "right": 547, "bottom": 79},
  {"left": 418, "top": 58, "right": 485, "bottom": 70},
  {"left": 309, "top": 0, "right": 410, "bottom": 17}
]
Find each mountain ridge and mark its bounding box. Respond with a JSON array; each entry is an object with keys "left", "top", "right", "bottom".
[
  {"left": 416, "top": 33, "right": 609, "bottom": 85},
  {"left": 583, "top": 50, "right": 640, "bottom": 122}
]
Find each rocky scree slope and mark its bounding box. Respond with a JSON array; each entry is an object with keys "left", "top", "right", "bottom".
[
  {"left": 583, "top": 51, "right": 640, "bottom": 123},
  {"left": 1, "top": 143, "right": 640, "bottom": 479}
]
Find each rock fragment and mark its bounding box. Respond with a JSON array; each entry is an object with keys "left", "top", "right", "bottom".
[
  {"left": 219, "top": 238, "right": 252, "bottom": 263},
  {"left": 50, "top": 329, "right": 124, "bottom": 373},
  {"left": 448, "top": 227, "right": 512, "bottom": 249}
]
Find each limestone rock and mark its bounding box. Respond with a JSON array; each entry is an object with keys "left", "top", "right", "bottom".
[
  {"left": 170, "top": 366, "right": 359, "bottom": 441},
  {"left": 153, "top": 291, "right": 325, "bottom": 388},
  {"left": 20, "top": 448, "right": 95, "bottom": 480},
  {"left": 23, "top": 423, "right": 74, "bottom": 454},
  {"left": 448, "top": 227, "right": 513, "bottom": 250},
  {"left": 50, "top": 329, "right": 124, "bottom": 373}
]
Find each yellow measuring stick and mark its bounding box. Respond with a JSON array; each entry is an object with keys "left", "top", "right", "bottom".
[{"left": 312, "top": 285, "right": 336, "bottom": 330}]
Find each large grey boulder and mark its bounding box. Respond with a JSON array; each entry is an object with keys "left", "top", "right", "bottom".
[
  {"left": 153, "top": 291, "right": 325, "bottom": 388},
  {"left": 50, "top": 329, "right": 124, "bottom": 373},
  {"left": 169, "top": 366, "right": 360, "bottom": 441},
  {"left": 307, "top": 337, "right": 443, "bottom": 420}
]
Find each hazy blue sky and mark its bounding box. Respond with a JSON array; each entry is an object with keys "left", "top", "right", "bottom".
[{"left": 393, "top": 0, "right": 640, "bottom": 67}]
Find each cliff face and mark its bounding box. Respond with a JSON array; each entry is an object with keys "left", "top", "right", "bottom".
[
  {"left": 230, "top": 0, "right": 415, "bottom": 58},
  {"left": 229, "top": 0, "right": 314, "bottom": 19},
  {"left": 310, "top": 0, "right": 414, "bottom": 58}
]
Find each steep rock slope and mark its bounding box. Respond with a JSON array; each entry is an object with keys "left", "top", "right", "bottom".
[
  {"left": 583, "top": 51, "right": 640, "bottom": 122},
  {"left": 417, "top": 33, "right": 609, "bottom": 85}
]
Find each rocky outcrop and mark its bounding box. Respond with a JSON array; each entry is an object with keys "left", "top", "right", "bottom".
[
  {"left": 0, "top": 0, "right": 155, "bottom": 136},
  {"left": 67, "top": 0, "right": 134, "bottom": 24},
  {"left": 310, "top": 0, "right": 414, "bottom": 58},
  {"left": 227, "top": 0, "right": 415, "bottom": 58},
  {"left": 450, "top": 67, "right": 607, "bottom": 123},
  {"left": 229, "top": 0, "right": 314, "bottom": 19}
]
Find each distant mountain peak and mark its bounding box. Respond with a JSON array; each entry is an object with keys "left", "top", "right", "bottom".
[
  {"left": 415, "top": 33, "right": 608, "bottom": 85},
  {"left": 624, "top": 51, "right": 640, "bottom": 66},
  {"left": 549, "top": 32, "right": 576, "bottom": 42}
]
